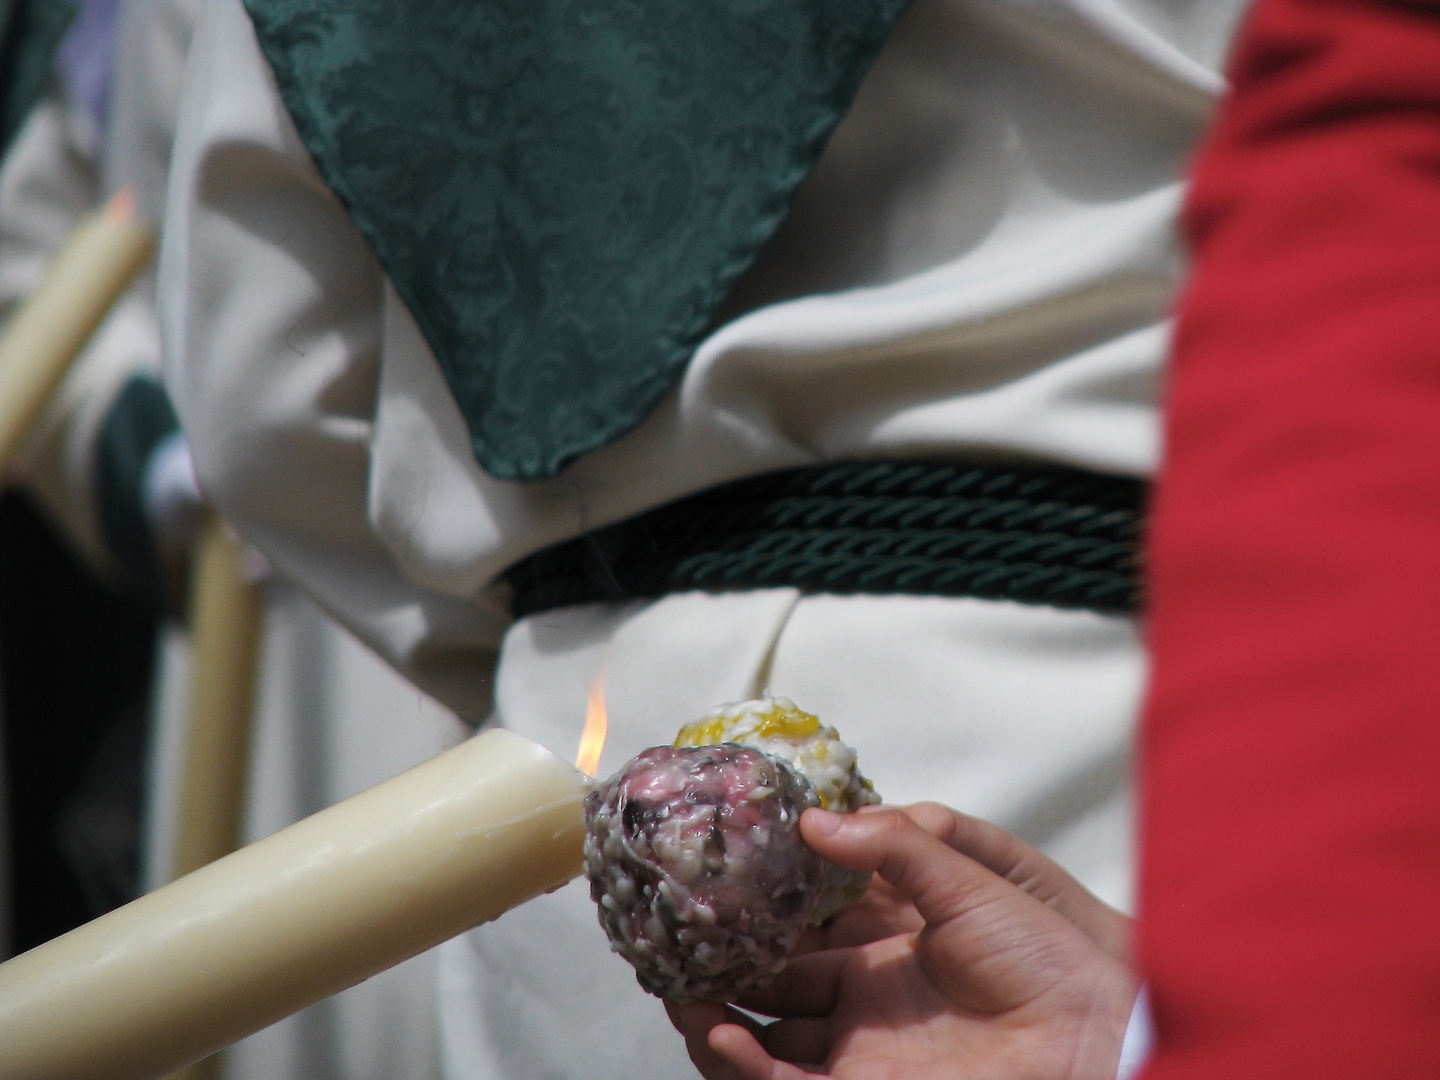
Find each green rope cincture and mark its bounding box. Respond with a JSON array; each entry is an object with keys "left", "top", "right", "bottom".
[{"left": 503, "top": 461, "right": 1146, "bottom": 619}]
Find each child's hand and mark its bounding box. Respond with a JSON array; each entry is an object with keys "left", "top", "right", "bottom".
[{"left": 666, "top": 803, "right": 1137, "bottom": 1080}]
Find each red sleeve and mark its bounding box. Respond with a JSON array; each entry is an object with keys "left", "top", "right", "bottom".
[{"left": 1139, "top": 1, "right": 1440, "bottom": 1077}]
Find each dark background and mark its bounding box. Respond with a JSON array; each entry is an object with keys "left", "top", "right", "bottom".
[{"left": 0, "top": 487, "right": 157, "bottom": 955}]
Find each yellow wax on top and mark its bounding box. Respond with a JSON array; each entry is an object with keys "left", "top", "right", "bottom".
[
  {"left": 673, "top": 697, "right": 876, "bottom": 813},
  {"left": 674, "top": 701, "right": 821, "bottom": 747}
]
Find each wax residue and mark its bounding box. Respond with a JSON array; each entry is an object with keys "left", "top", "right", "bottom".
[{"left": 583, "top": 744, "right": 824, "bottom": 1003}]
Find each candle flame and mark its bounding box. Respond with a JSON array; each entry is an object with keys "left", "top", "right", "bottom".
[
  {"left": 104, "top": 187, "right": 137, "bottom": 224},
  {"left": 575, "top": 673, "right": 608, "bottom": 776}
]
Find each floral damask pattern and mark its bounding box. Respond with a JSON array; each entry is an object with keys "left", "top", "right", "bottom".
[{"left": 242, "top": 0, "right": 912, "bottom": 481}]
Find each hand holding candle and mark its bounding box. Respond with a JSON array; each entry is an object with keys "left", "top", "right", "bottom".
[{"left": 667, "top": 804, "right": 1137, "bottom": 1080}]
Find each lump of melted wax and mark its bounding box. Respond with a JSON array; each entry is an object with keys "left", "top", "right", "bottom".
[
  {"left": 674, "top": 696, "right": 880, "bottom": 923},
  {"left": 583, "top": 743, "right": 826, "bottom": 1002}
]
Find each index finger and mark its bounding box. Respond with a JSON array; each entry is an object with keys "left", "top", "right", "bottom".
[
  {"left": 894, "top": 803, "right": 1131, "bottom": 960},
  {"left": 802, "top": 807, "right": 1024, "bottom": 930}
]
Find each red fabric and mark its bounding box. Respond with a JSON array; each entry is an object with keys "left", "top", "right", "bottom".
[{"left": 1138, "top": 1, "right": 1440, "bottom": 1077}]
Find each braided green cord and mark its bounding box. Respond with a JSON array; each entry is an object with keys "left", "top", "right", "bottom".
[{"left": 504, "top": 461, "right": 1145, "bottom": 618}]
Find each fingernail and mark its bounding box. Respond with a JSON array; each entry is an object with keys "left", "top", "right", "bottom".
[{"left": 807, "top": 808, "right": 842, "bottom": 835}]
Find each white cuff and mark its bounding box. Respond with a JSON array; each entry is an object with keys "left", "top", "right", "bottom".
[
  {"left": 142, "top": 430, "right": 202, "bottom": 551},
  {"left": 1116, "top": 985, "right": 1153, "bottom": 1080}
]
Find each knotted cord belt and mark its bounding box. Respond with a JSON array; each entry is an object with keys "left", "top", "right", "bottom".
[{"left": 504, "top": 460, "right": 1145, "bottom": 619}]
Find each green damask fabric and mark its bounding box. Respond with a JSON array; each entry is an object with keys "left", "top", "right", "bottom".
[{"left": 242, "top": 0, "right": 912, "bottom": 481}]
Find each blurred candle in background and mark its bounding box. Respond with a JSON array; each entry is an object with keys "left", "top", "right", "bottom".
[{"left": 0, "top": 189, "right": 153, "bottom": 464}]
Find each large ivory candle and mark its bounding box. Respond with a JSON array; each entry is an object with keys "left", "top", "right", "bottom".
[{"left": 0, "top": 728, "right": 590, "bottom": 1080}]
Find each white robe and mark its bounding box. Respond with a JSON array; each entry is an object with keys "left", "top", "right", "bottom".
[
  {"left": 161, "top": 2, "right": 1246, "bottom": 1076},
  {"left": 0, "top": 2, "right": 455, "bottom": 1073}
]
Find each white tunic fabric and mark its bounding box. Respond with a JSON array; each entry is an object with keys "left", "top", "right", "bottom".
[
  {"left": 161, "top": 2, "right": 1246, "bottom": 1076},
  {"left": 0, "top": 0, "right": 451, "bottom": 1071}
]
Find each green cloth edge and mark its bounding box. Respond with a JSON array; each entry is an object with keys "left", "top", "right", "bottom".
[{"left": 96, "top": 375, "right": 180, "bottom": 605}]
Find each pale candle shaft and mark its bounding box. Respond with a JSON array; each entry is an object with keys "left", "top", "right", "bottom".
[
  {"left": 171, "top": 513, "right": 264, "bottom": 879},
  {"left": 0, "top": 728, "right": 590, "bottom": 1080},
  {"left": 163, "top": 516, "right": 266, "bottom": 1080},
  {"left": 0, "top": 189, "right": 153, "bottom": 463}
]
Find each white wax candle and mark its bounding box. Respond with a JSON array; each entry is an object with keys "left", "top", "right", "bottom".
[
  {"left": 0, "top": 189, "right": 153, "bottom": 463},
  {"left": 0, "top": 728, "right": 590, "bottom": 1080}
]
